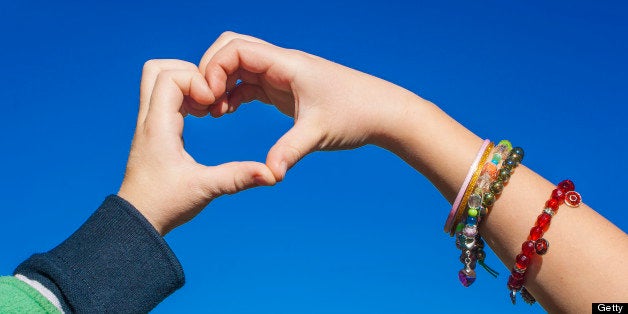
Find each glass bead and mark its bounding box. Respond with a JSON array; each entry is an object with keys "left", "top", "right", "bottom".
[
  {"left": 463, "top": 225, "right": 478, "bottom": 237},
  {"left": 507, "top": 274, "right": 524, "bottom": 290},
  {"left": 503, "top": 159, "right": 516, "bottom": 169},
  {"left": 468, "top": 193, "right": 482, "bottom": 209},
  {"left": 476, "top": 250, "right": 486, "bottom": 261},
  {"left": 483, "top": 162, "right": 498, "bottom": 179},
  {"left": 528, "top": 226, "right": 544, "bottom": 241},
  {"left": 456, "top": 235, "right": 464, "bottom": 250},
  {"left": 520, "top": 287, "right": 537, "bottom": 305},
  {"left": 521, "top": 240, "right": 535, "bottom": 256},
  {"left": 458, "top": 268, "right": 476, "bottom": 287},
  {"left": 479, "top": 206, "right": 488, "bottom": 216},
  {"left": 558, "top": 180, "right": 575, "bottom": 192},
  {"left": 535, "top": 212, "right": 552, "bottom": 232},
  {"left": 515, "top": 253, "right": 531, "bottom": 270},
  {"left": 490, "top": 180, "right": 504, "bottom": 195},
  {"left": 512, "top": 265, "right": 525, "bottom": 274},
  {"left": 466, "top": 216, "right": 477, "bottom": 226},
  {"left": 498, "top": 139, "right": 513, "bottom": 148},
  {"left": 494, "top": 146, "right": 507, "bottom": 157},
  {"left": 476, "top": 174, "right": 491, "bottom": 191},
  {"left": 455, "top": 222, "right": 465, "bottom": 233},
  {"left": 551, "top": 188, "right": 566, "bottom": 203},
  {"left": 483, "top": 192, "right": 496, "bottom": 207},
  {"left": 510, "top": 268, "right": 525, "bottom": 280},
  {"left": 497, "top": 140, "right": 513, "bottom": 152},
  {"left": 564, "top": 191, "right": 582, "bottom": 207},
  {"left": 498, "top": 168, "right": 511, "bottom": 183},
  {"left": 510, "top": 147, "right": 524, "bottom": 161},
  {"left": 508, "top": 153, "right": 522, "bottom": 164},
  {"left": 468, "top": 208, "right": 478, "bottom": 217},
  {"left": 491, "top": 153, "right": 502, "bottom": 165},
  {"left": 535, "top": 238, "right": 549, "bottom": 255},
  {"left": 545, "top": 198, "right": 559, "bottom": 211}
]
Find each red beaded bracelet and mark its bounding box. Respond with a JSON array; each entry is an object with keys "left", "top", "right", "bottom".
[{"left": 507, "top": 179, "right": 582, "bottom": 305}]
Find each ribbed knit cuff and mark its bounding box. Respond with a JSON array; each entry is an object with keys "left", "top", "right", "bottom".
[{"left": 15, "top": 195, "right": 185, "bottom": 313}]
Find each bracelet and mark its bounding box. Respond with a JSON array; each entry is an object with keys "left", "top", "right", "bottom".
[
  {"left": 473, "top": 140, "right": 515, "bottom": 218},
  {"left": 449, "top": 142, "right": 495, "bottom": 236},
  {"left": 444, "top": 139, "right": 492, "bottom": 234},
  {"left": 455, "top": 142, "right": 523, "bottom": 286},
  {"left": 507, "top": 179, "right": 582, "bottom": 305}
]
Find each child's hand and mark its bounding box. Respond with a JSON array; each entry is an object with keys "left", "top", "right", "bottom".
[
  {"left": 118, "top": 59, "right": 276, "bottom": 235},
  {"left": 200, "top": 32, "right": 422, "bottom": 181}
]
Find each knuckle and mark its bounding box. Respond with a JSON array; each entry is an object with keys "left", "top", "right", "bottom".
[
  {"left": 143, "top": 59, "right": 196, "bottom": 75},
  {"left": 285, "top": 48, "right": 304, "bottom": 56},
  {"left": 218, "top": 31, "right": 246, "bottom": 47},
  {"left": 226, "top": 164, "right": 254, "bottom": 194},
  {"left": 218, "top": 31, "right": 236, "bottom": 39},
  {"left": 282, "top": 143, "right": 303, "bottom": 162},
  {"left": 227, "top": 38, "right": 248, "bottom": 48},
  {"left": 155, "top": 69, "right": 176, "bottom": 82},
  {"left": 219, "top": 30, "right": 237, "bottom": 40},
  {"left": 176, "top": 60, "right": 198, "bottom": 71},
  {"left": 181, "top": 59, "right": 197, "bottom": 67},
  {"left": 142, "top": 59, "right": 161, "bottom": 73},
  {"left": 154, "top": 70, "right": 168, "bottom": 83},
  {"left": 289, "top": 49, "right": 315, "bottom": 66},
  {"left": 231, "top": 172, "right": 251, "bottom": 193}
]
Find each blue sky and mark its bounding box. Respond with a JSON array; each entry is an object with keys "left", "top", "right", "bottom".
[{"left": 1, "top": 1, "right": 626, "bottom": 313}]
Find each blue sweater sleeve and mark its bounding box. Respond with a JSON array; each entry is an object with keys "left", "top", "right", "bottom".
[{"left": 14, "top": 195, "right": 185, "bottom": 313}]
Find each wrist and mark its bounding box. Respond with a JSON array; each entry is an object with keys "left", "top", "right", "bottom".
[
  {"left": 372, "top": 92, "right": 483, "bottom": 202},
  {"left": 370, "top": 89, "right": 430, "bottom": 154},
  {"left": 117, "top": 185, "right": 168, "bottom": 236}
]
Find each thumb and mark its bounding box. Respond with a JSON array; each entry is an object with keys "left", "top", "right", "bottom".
[
  {"left": 266, "top": 123, "right": 321, "bottom": 181},
  {"left": 196, "top": 161, "right": 276, "bottom": 198}
]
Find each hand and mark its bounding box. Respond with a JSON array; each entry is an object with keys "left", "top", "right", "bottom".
[
  {"left": 118, "top": 59, "right": 276, "bottom": 235},
  {"left": 199, "top": 32, "right": 422, "bottom": 181}
]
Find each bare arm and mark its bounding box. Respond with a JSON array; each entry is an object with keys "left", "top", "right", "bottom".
[
  {"left": 199, "top": 31, "right": 628, "bottom": 312},
  {"left": 382, "top": 93, "right": 628, "bottom": 312}
]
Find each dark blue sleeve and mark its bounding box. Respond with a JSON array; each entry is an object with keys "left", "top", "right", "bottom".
[{"left": 14, "top": 195, "right": 185, "bottom": 313}]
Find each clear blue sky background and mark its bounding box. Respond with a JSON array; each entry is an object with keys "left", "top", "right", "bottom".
[{"left": 1, "top": 1, "right": 626, "bottom": 313}]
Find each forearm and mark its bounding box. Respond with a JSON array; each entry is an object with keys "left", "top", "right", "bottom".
[{"left": 377, "top": 93, "right": 628, "bottom": 312}]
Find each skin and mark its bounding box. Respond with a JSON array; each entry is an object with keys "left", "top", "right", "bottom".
[
  {"left": 184, "top": 31, "right": 625, "bottom": 313},
  {"left": 117, "top": 59, "right": 276, "bottom": 235}
]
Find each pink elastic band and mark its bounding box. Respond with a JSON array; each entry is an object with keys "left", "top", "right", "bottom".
[{"left": 444, "top": 139, "right": 490, "bottom": 233}]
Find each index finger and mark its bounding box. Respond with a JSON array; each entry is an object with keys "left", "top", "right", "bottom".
[
  {"left": 139, "top": 59, "right": 201, "bottom": 126},
  {"left": 198, "top": 31, "right": 269, "bottom": 77},
  {"left": 203, "top": 39, "right": 296, "bottom": 101},
  {"left": 144, "top": 69, "right": 212, "bottom": 137}
]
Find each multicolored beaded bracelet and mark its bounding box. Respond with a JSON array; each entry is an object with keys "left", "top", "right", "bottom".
[
  {"left": 444, "top": 139, "right": 492, "bottom": 234},
  {"left": 507, "top": 179, "right": 582, "bottom": 305},
  {"left": 449, "top": 142, "right": 494, "bottom": 236},
  {"left": 453, "top": 143, "right": 508, "bottom": 286},
  {"left": 455, "top": 141, "right": 524, "bottom": 286}
]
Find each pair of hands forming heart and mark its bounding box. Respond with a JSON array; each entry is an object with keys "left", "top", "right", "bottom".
[{"left": 118, "top": 32, "right": 424, "bottom": 235}]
